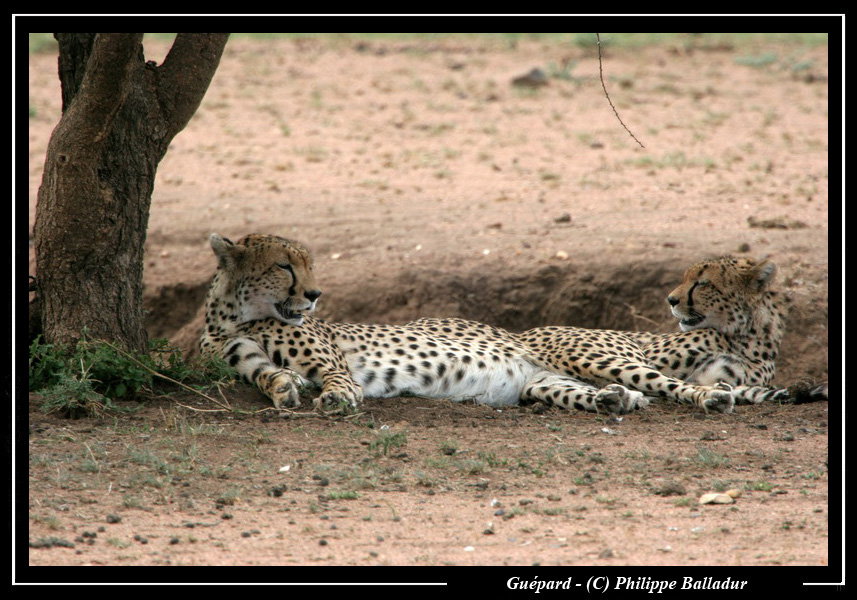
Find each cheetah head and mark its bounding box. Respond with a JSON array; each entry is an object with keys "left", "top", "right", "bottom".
[
  {"left": 209, "top": 233, "right": 322, "bottom": 326},
  {"left": 666, "top": 256, "right": 777, "bottom": 336}
]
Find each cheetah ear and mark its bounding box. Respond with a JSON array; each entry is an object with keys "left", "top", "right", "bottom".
[
  {"left": 210, "top": 234, "right": 241, "bottom": 268},
  {"left": 748, "top": 260, "right": 777, "bottom": 292}
]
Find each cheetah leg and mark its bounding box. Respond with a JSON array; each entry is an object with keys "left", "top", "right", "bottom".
[
  {"left": 681, "top": 354, "right": 790, "bottom": 405},
  {"left": 312, "top": 370, "right": 364, "bottom": 412},
  {"left": 714, "top": 385, "right": 788, "bottom": 405},
  {"left": 726, "top": 380, "right": 828, "bottom": 405},
  {"left": 579, "top": 360, "right": 735, "bottom": 414},
  {"left": 520, "top": 372, "right": 649, "bottom": 415},
  {"left": 223, "top": 337, "right": 302, "bottom": 409}
]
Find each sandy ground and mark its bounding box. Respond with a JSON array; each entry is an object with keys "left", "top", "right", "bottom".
[{"left": 24, "top": 35, "right": 835, "bottom": 584}]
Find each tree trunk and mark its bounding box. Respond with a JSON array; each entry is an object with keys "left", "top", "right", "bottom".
[{"left": 33, "top": 33, "right": 229, "bottom": 353}]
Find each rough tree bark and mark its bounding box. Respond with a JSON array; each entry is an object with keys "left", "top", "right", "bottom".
[{"left": 33, "top": 33, "right": 229, "bottom": 353}]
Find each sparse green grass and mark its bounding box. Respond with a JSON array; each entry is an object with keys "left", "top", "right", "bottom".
[
  {"left": 368, "top": 430, "right": 407, "bottom": 456},
  {"left": 127, "top": 447, "right": 171, "bottom": 476},
  {"left": 630, "top": 152, "right": 718, "bottom": 171},
  {"left": 122, "top": 495, "right": 145, "bottom": 509},
  {"left": 477, "top": 451, "right": 509, "bottom": 468},
  {"left": 455, "top": 458, "right": 487, "bottom": 475},
  {"left": 294, "top": 145, "right": 328, "bottom": 163},
  {"left": 326, "top": 490, "right": 360, "bottom": 500},
  {"left": 695, "top": 447, "right": 731, "bottom": 469},
  {"left": 533, "top": 506, "right": 566, "bottom": 516},
  {"left": 439, "top": 440, "right": 458, "bottom": 455},
  {"left": 747, "top": 481, "right": 776, "bottom": 492},
  {"left": 215, "top": 487, "right": 243, "bottom": 506},
  {"left": 734, "top": 52, "right": 780, "bottom": 68},
  {"left": 734, "top": 51, "right": 819, "bottom": 77},
  {"left": 30, "top": 513, "right": 63, "bottom": 530}
]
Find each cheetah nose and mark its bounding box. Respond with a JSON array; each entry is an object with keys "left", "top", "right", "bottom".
[
  {"left": 667, "top": 295, "right": 680, "bottom": 307},
  {"left": 304, "top": 289, "right": 322, "bottom": 302}
]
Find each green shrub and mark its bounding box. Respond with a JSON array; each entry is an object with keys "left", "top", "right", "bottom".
[{"left": 29, "top": 334, "right": 233, "bottom": 418}]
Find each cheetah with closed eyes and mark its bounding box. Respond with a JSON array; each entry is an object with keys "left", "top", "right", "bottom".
[{"left": 200, "top": 234, "right": 825, "bottom": 416}]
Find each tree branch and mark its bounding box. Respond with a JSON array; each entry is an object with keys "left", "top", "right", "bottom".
[{"left": 156, "top": 33, "right": 230, "bottom": 140}]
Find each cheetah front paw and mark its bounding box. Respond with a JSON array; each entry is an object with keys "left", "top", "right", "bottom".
[
  {"left": 258, "top": 369, "right": 302, "bottom": 409},
  {"left": 702, "top": 383, "right": 734, "bottom": 414},
  {"left": 595, "top": 384, "right": 649, "bottom": 415},
  {"left": 313, "top": 385, "right": 364, "bottom": 414}
]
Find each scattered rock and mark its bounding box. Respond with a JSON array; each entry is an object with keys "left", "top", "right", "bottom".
[
  {"left": 699, "top": 493, "right": 734, "bottom": 505},
  {"left": 269, "top": 484, "right": 287, "bottom": 497},
  {"left": 512, "top": 68, "right": 549, "bottom": 88}
]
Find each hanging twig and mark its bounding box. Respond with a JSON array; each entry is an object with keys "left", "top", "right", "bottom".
[{"left": 596, "top": 33, "right": 645, "bottom": 149}]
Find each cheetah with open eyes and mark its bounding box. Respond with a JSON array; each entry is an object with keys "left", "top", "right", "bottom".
[
  {"left": 518, "top": 255, "right": 828, "bottom": 413},
  {"left": 199, "top": 233, "right": 650, "bottom": 414}
]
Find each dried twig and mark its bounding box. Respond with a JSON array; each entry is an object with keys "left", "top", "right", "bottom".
[
  {"left": 624, "top": 303, "right": 661, "bottom": 328},
  {"left": 596, "top": 33, "right": 645, "bottom": 149}
]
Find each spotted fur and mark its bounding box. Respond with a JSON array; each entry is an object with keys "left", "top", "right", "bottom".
[
  {"left": 519, "top": 256, "right": 827, "bottom": 412},
  {"left": 200, "top": 234, "right": 646, "bottom": 414},
  {"left": 201, "top": 237, "right": 824, "bottom": 415}
]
